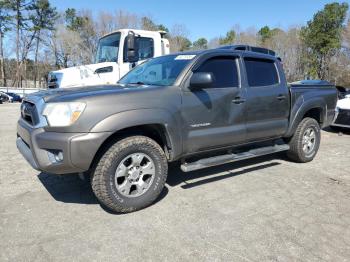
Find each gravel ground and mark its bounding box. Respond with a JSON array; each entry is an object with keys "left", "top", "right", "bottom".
[{"left": 0, "top": 103, "right": 350, "bottom": 262}]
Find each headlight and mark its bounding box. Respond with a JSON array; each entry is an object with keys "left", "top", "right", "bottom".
[{"left": 43, "top": 102, "right": 86, "bottom": 127}]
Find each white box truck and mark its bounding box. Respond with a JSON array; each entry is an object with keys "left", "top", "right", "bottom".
[{"left": 48, "top": 29, "right": 170, "bottom": 88}]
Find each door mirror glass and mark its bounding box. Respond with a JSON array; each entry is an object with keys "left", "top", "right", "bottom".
[
  {"left": 126, "top": 31, "right": 139, "bottom": 63},
  {"left": 189, "top": 72, "right": 213, "bottom": 90}
]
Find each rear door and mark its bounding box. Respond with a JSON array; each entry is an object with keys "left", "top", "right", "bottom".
[
  {"left": 243, "top": 56, "right": 290, "bottom": 141},
  {"left": 181, "top": 55, "right": 247, "bottom": 153}
]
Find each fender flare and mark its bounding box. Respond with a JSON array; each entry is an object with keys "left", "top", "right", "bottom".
[
  {"left": 286, "top": 97, "right": 326, "bottom": 137},
  {"left": 90, "top": 108, "right": 182, "bottom": 159}
]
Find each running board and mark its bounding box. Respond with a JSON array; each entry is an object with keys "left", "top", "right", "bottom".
[{"left": 180, "top": 144, "right": 290, "bottom": 172}]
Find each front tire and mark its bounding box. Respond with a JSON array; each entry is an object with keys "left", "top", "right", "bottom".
[
  {"left": 286, "top": 117, "right": 321, "bottom": 163},
  {"left": 91, "top": 136, "right": 168, "bottom": 213}
]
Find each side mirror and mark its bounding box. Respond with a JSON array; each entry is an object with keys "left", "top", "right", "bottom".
[
  {"left": 189, "top": 72, "right": 214, "bottom": 90},
  {"left": 126, "top": 31, "right": 139, "bottom": 63}
]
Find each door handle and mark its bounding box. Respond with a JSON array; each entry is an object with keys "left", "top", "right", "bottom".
[
  {"left": 277, "top": 94, "right": 286, "bottom": 100},
  {"left": 232, "top": 97, "right": 246, "bottom": 104}
]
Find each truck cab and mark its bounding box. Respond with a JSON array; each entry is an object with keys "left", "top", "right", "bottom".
[{"left": 48, "top": 29, "right": 170, "bottom": 89}]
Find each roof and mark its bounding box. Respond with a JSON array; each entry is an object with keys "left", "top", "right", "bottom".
[
  {"left": 101, "top": 29, "right": 164, "bottom": 39},
  {"left": 168, "top": 47, "right": 278, "bottom": 60}
]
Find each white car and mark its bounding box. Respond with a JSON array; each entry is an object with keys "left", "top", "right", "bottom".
[{"left": 332, "top": 93, "right": 350, "bottom": 129}]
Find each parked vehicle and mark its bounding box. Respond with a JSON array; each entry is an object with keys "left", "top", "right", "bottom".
[
  {"left": 335, "top": 85, "right": 350, "bottom": 99},
  {"left": 17, "top": 47, "right": 337, "bottom": 213},
  {"left": 48, "top": 29, "right": 170, "bottom": 89},
  {"left": 6, "top": 92, "right": 22, "bottom": 102},
  {"left": 0, "top": 92, "right": 12, "bottom": 103},
  {"left": 331, "top": 86, "right": 350, "bottom": 130}
]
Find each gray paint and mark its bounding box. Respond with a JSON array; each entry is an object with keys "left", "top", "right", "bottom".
[{"left": 17, "top": 49, "right": 338, "bottom": 175}]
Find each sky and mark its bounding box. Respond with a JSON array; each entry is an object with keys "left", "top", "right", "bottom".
[{"left": 51, "top": 0, "right": 347, "bottom": 41}]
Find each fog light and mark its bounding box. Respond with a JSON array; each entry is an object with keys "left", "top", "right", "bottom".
[
  {"left": 54, "top": 151, "right": 63, "bottom": 162},
  {"left": 48, "top": 150, "right": 64, "bottom": 163}
]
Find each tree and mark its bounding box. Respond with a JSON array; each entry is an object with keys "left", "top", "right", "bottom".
[
  {"left": 219, "top": 29, "right": 235, "bottom": 45},
  {"left": 6, "top": 0, "right": 33, "bottom": 87},
  {"left": 157, "top": 24, "right": 168, "bottom": 32},
  {"left": 192, "top": 37, "right": 208, "bottom": 50},
  {"left": 114, "top": 9, "right": 139, "bottom": 29},
  {"left": 235, "top": 26, "right": 258, "bottom": 46},
  {"left": 172, "top": 36, "right": 191, "bottom": 51},
  {"left": 7, "top": 0, "right": 57, "bottom": 87},
  {"left": 266, "top": 27, "right": 305, "bottom": 81},
  {"left": 61, "top": 9, "right": 98, "bottom": 66},
  {"left": 29, "top": 0, "right": 57, "bottom": 87},
  {"left": 0, "top": 1, "right": 12, "bottom": 86},
  {"left": 342, "top": 19, "right": 350, "bottom": 49},
  {"left": 141, "top": 17, "right": 157, "bottom": 31},
  {"left": 301, "top": 2, "right": 349, "bottom": 79},
  {"left": 169, "top": 24, "right": 191, "bottom": 52},
  {"left": 96, "top": 11, "right": 115, "bottom": 36},
  {"left": 207, "top": 37, "right": 220, "bottom": 49},
  {"left": 258, "top": 26, "right": 273, "bottom": 45},
  {"left": 141, "top": 17, "right": 168, "bottom": 32},
  {"left": 75, "top": 10, "right": 98, "bottom": 64},
  {"left": 65, "top": 8, "right": 86, "bottom": 31}
]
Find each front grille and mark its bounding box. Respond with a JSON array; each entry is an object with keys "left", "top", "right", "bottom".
[
  {"left": 21, "top": 101, "right": 39, "bottom": 126},
  {"left": 334, "top": 109, "right": 350, "bottom": 126}
]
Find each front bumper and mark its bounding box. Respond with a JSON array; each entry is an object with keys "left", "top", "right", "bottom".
[
  {"left": 332, "top": 108, "right": 350, "bottom": 128},
  {"left": 16, "top": 118, "right": 111, "bottom": 174}
]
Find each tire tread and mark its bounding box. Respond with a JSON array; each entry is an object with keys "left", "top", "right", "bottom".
[
  {"left": 287, "top": 117, "right": 320, "bottom": 163},
  {"left": 91, "top": 136, "right": 167, "bottom": 213}
]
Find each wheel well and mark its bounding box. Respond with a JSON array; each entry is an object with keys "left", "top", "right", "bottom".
[
  {"left": 303, "top": 108, "right": 323, "bottom": 124},
  {"left": 89, "top": 124, "right": 171, "bottom": 170}
]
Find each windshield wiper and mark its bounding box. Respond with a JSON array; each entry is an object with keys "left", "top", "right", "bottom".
[
  {"left": 128, "top": 81, "right": 146, "bottom": 85},
  {"left": 128, "top": 81, "right": 157, "bottom": 86}
]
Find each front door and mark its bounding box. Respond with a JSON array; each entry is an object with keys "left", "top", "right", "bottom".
[{"left": 181, "top": 55, "right": 247, "bottom": 153}]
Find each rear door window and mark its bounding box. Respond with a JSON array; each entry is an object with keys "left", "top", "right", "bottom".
[{"left": 244, "top": 58, "right": 279, "bottom": 87}]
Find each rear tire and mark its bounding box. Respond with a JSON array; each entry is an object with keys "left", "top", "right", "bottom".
[
  {"left": 91, "top": 136, "right": 168, "bottom": 213},
  {"left": 286, "top": 117, "right": 321, "bottom": 163}
]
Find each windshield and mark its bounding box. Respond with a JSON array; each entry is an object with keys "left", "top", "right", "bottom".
[
  {"left": 119, "top": 54, "right": 195, "bottom": 86},
  {"left": 96, "top": 33, "right": 121, "bottom": 63}
]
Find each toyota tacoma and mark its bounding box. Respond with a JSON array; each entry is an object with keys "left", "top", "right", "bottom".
[{"left": 17, "top": 47, "right": 337, "bottom": 213}]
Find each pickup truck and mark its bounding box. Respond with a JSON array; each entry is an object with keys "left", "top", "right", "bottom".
[{"left": 16, "top": 47, "right": 337, "bottom": 213}]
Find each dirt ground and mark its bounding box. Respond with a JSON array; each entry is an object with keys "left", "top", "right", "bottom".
[{"left": 1, "top": 103, "right": 349, "bottom": 261}]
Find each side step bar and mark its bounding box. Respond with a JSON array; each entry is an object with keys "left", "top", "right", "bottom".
[{"left": 180, "top": 144, "right": 290, "bottom": 172}]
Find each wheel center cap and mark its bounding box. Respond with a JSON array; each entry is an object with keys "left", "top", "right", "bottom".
[{"left": 129, "top": 168, "right": 140, "bottom": 180}]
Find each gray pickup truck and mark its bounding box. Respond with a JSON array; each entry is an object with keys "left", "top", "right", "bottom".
[{"left": 17, "top": 47, "right": 337, "bottom": 213}]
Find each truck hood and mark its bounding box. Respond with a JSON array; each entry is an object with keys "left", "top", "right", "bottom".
[
  {"left": 26, "top": 84, "right": 156, "bottom": 103},
  {"left": 50, "top": 62, "right": 119, "bottom": 88}
]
